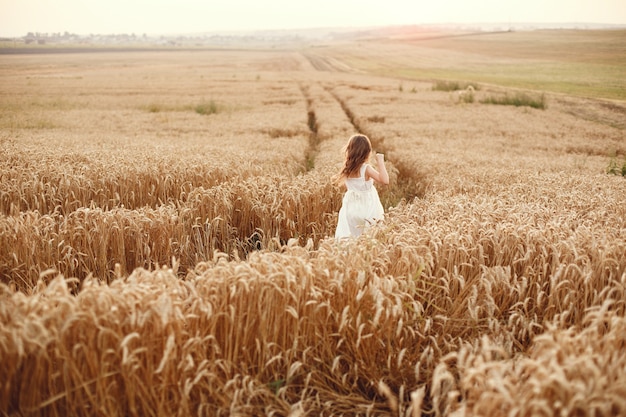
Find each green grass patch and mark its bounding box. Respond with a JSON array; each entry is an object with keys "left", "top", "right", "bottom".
[
  {"left": 146, "top": 103, "right": 163, "bottom": 113},
  {"left": 143, "top": 100, "right": 222, "bottom": 115},
  {"left": 480, "top": 92, "right": 547, "bottom": 110},
  {"left": 607, "top": 155, "right": 626, "bottom": 177},
  {"left": 194, "top": 100, "right": 219, "bottom": 116},
  {"left": 432, "top": 80, "right": 477, "bottom": 92},
  {"left": 388, "top": 63, "right": 626, "bottom": 101},
  {"left": 264, "top": 128, "right": 300, "bottom": 138}
]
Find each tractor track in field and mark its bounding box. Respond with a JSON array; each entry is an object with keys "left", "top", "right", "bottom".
[
  {"left": 325, "top": 86, "right": 387, "bottom": 156},
  {"left": 300, "top": 53, "right": 359, "bottom": 73},
  {"left": 297, "top": 80, "right": 392, "bottom": 171},
  {"left": 298, "top": 83, "right": 321, "bottom": 171}
]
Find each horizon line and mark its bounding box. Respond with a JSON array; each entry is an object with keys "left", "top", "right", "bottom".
[{"left": 2, "top": 21, "right": 626, "bottom": 38}]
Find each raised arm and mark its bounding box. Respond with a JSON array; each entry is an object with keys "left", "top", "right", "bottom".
[{"left": 366, "top": 153, "right": 390, "bottom": 185}]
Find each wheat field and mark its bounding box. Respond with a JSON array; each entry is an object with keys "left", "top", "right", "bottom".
[{"left": 1, "top": 30, "right": 626, "bottom": 416}]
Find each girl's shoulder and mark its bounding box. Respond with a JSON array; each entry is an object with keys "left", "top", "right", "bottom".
[{"left": 359, "top": 163, "right": 369, "bottom": 176}]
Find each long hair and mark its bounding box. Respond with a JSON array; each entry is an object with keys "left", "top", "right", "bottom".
[{"left": 336, "top": 134, "right": 372, "bottom": 184}]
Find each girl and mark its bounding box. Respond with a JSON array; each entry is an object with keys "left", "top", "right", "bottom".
[{"left": 335, "top": 134, "right": 389, "bottom": 239}]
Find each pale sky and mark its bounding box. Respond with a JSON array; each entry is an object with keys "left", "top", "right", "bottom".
[{"left": 1, "top": 0, "right": 625, "bottom": 36}]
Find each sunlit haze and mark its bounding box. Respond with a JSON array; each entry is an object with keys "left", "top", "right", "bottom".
[{"left": 1, "top": 0, "right": 625, "bottom": 36}]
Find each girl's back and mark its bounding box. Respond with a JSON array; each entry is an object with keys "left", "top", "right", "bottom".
[{"left": 344, "top": 164, "right": 374, "bottom": 192}]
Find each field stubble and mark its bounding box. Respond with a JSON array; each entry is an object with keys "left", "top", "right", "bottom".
[{"left": 1, "top": 38, "right": 626, "bottom": 416}]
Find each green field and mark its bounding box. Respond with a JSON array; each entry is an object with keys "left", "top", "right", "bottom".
[{"left": 319, "top": 29, "right": 626, "bottom": 100}]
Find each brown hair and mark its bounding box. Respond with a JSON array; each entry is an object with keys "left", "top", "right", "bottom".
[{"left": 337, "top": 134, "right": 372, "bottom": 183}]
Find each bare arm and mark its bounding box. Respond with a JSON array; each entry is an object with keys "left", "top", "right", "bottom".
[{"left": 366, "top": 153, "right": 390, "bottom": 185}]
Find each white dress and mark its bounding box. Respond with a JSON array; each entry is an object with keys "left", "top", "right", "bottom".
[{"left": 335, "top": 163, "right": 385, "bottom": 239}]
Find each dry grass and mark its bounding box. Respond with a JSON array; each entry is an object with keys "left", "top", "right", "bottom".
[{"left": 1, "top": 33, "right": 625, "bottom": 416}]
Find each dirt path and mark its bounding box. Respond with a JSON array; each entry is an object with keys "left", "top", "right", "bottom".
[{"left": 300, "top": 52, "right": 359, "bottom": 73}]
